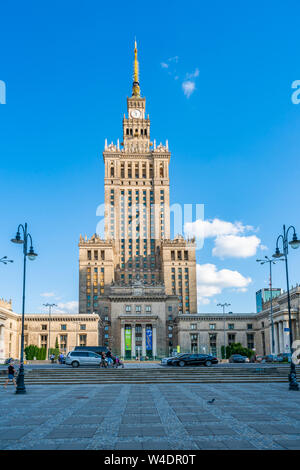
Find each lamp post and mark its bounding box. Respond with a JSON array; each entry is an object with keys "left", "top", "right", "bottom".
[
  {"left": 11, "top": 223, "right": 38, "bottom": 394},
  {"left": 217, "top": 302, "right": 231, "bottom": 359},
  {"left": 0, "top": 256, "right": 13, "bottom": 265},
  {"left": 256, "top": 256, "right": 283, "bottom": 355},
  {"left": 43, "top": 303, "right": 57, "bottom": 360},
  {"left": 273, "top": 224, "right": 300, "bottom": 391}
]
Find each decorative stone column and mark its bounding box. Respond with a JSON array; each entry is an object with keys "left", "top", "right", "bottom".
[
  {"left": 152, "top": 325, "right": 157, "bottom": 358},
  {"left": 121, "top": 325, "right": 125, "bottom": 358},
  {"left": 142, "top": 325, "right": 146, "bottom": 357},
  {"left": 131, "top": 324, "right": 136, "bottom": 359}
]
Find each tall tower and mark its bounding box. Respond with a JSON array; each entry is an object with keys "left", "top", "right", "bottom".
[
  {"left": 79, "top": 42, "right": 197, "bottom": 355},
  {"left": 103, "top": 40, "right": 171, "bottom": 285}
]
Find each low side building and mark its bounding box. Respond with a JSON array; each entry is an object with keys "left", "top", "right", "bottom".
[
  {"left": 175, "top": 313, "right": 257, "bottom": 356},
  {"left": 0, "top": 299, "right": 99, "bottom": 361}
]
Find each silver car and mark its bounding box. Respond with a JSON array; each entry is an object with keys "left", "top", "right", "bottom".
[{"left": 65, "top": 350, "right": 102, "bottom": 368}]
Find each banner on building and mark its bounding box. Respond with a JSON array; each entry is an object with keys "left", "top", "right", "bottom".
[
  {"left": 125, "top": 328, "right": 131, "bottom": 351},
  {"left": 146, "top": 327, "right": 152, "bottom": 351}
]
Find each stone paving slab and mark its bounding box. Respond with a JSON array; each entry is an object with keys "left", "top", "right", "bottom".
[{"left": 1, "top": 383, "right": 300, "bottom": 450}]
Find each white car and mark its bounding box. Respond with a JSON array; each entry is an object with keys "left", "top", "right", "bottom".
[{"left": 65, "top": 350, "right": 102, "bottom": 367}]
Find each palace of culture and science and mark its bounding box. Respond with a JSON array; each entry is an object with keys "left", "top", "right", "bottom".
[{"left": 78, "top": 42, "right": 197, "bottom": 358}]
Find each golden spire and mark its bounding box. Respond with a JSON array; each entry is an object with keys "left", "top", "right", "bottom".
[{"left": 132, "top": 39, "right": 140, "bottom": 97}]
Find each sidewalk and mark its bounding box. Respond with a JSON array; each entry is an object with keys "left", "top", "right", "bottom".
[{"left": 0, "top": 382, "right": 300, "bottom": 450}]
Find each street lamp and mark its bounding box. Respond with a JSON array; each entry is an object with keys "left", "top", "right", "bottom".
[
  {"left": 273, "top": 224, "right": 300, "bottom": 391},
  {"left": 256, "top": 256, "right": 284, "bottom": 355},
  {"left": 11, "top": 223, "right": 38, "bottom": 394},
  {"left": 43, "top": 303, "right": 57, "bottom": 359},
  {"left": 0, "top": 256, "right": 13, "bottom": 265},
  {"left": 217, "top": 302, "right": 231, "bottom": 359}
]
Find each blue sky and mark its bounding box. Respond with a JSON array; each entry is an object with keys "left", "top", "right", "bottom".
[{"left": 1, "top": 0, "right": 300, "bottom": 314}]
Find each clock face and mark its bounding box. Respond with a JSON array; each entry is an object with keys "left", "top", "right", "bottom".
[{"left": 130, "top": 109, "right": 141, "bottom": 119}]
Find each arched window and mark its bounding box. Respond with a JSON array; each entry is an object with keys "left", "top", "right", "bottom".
[
  {"left": 160, "top": 163, "right": 164, "bottom": 178},
  {"left": 144, "top": 129, "right": 147, "bottom": 136},
  {"left": 126, "top": 129, "right": 129, "bottom": 135},
  {"left": 141, "top": 129, "right": 143, "bottom": 135}
]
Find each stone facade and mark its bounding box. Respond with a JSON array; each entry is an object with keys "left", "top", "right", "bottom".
[
  {"left": 175, "top": 313, "right": 257, "bottom": 356},
  {"left": 0, "top": 299, "right": 99, "bottom": 362},
  {"left": 78, "top": 42, "right": 197, "bottom": 358}
]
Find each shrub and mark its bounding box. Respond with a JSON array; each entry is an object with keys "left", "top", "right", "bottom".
[{"left": 25, "top": 345, "right": 47, "bottom": 360}]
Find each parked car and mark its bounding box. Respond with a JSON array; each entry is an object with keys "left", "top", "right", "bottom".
[
  {"left": 65, "top": 350, "right": 102, "bottom": 367},
  {"left": 261, "top": 354, "right": 282, "bottom": 363},
  {"left": 161, "top": 353, "right": 186, "bottom": 366},
  {"left": 277, "top": 353, "right": 292, "bottom": 363},
  {"left": 171, "top": 354, "right": 218, "bottom": 367},
  {"left": 74, "top": 346, "right": 109, "bottom": 356},
  {"left": 229, "top": 354, "right": 249, "bottom": 363}
]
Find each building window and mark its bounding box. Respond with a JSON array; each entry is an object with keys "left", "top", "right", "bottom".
[
  {"left": 80, "top": 324, "right": 86, "bottom": 330},
  {"left": 191, "top": 334, "right": 198, "bottom": 353},
  {"left": 136, "top": 305, "right": 141, "bottom": 313},
  {"left": 247, "top": 333, "right": 255, "bottom": 349},
  {"left": 61, "top": 324, "right": 67, "bottom": 331},
  {"left": 42, "top": 324, "right": 47, "bottom": 330},
  {"left": 79, "top": 335, "right": 87, "bottom": 346},
  {"left": 228, "top": 323, "right": 235, "bottom": 330},
  {"left": 145, "top": 305, "right": 151, "bottom": 313},
  {"left": 41, "top": 335, "right": 47, "bottom": 348},
  {"left": 190, "top": 323, "right": 197, "bottom": 330},
  {"left": 228, "top": 334, "right": 236, "bottom": 345},
  {"left": 125, "top": 305, "right": 131, "bottom": 312},
  {"left": 209, "top": 324, "right": 216, "bottom": 330},
  {"left": 209, "top": 334, "right": 217, "bottom": 356},
  {"left": 247, "top": 324, "right": 253, "bottom": 330},
  {"left": 60, "top": 335, "right": 67, "bottom": 351}
]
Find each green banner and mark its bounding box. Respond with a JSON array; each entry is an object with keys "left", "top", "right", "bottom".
[{"left": 125, "top": 328, "right": 131, "bottom": 351}]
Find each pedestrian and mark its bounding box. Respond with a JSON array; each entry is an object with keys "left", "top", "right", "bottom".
[
  {"left": 101, "top": 352, "right": 107, "bottom": 368},
  {"left": 50, "top": 353, "right": 55, "bottom": 364},
  {"left": 3, "top": 361, "right": 17, "bottom": 389}
]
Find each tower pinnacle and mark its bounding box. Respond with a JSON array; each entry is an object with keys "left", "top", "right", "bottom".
[{"left": 132, "top": 40, "right": 140, "bottom": 97}]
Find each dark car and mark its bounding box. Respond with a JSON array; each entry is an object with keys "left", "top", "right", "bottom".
[
  {"left": 161, "top": 353, "right": 187, "bottom": 366},
  {"left": 171, "top": 354, "right": 218, "bottom": 367},
  {"left": 229, "top": 354, "right": 249, "bottom": 363}
]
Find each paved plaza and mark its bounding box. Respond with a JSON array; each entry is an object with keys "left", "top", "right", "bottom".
[{"left": 0, "top": 382, "right": 300, "bottom": 450}]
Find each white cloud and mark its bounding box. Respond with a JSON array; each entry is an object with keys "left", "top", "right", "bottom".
[
  {"left": 55, "top": 301, "right": 79, "bottom": 314},
  {"left": 160, "top": 62, "right": 169, "bottom": 69},
  {"left": 184, "top": 218, "right": 264, "bottom": 259},
  {"left": 185, "top": 218, "right": 253, "bottom": 239},
  {"left": 186, "top": 68, "right": 199, "bottom": 79},
  {"left": 40, "top": 292, "right": 55, "bottom": 298},
  {"left": 212, "top": 234, "right": 262, "bottom": 259},
  {"left": 196, "top": 263, "right": 252, "bottom": 306},
  {"left": 182, "top": 80, "right": 196, "bottom": 98}
]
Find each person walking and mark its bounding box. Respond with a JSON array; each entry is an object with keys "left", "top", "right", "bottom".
[
  {"left": 3, "top": 361, "right": 17, "bottom": 389},
  {"left": 100, "top": 352, "right": 107, "bottom": 368}
]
